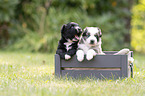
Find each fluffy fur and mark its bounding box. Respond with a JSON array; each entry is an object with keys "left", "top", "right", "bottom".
[
  {"left": 56, "top": 22, "right": 82, "bottom": 60},
  {"left": 76, "top": 27, "right": 104, "bottom": 62},
  {"left": 114, "top": 48, "right": 134, "bottom": 63}
]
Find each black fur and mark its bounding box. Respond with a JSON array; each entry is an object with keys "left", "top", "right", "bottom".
[{"left": 56, "top": 22, "right": 82, "bottom": 59}]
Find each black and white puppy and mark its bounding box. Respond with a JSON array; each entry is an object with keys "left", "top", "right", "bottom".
[
  {"left": 56, "top": 22, "right": 82, "bottom": 60},
  {"left": 76, "top": 27, "right": 104, "bottom": 62}
]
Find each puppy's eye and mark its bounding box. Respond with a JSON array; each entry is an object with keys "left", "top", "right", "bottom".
[
  {"left": 86, "top": 33, "right": 90, "bottom": 37},
  {"left": 95, "top": 34, "right": 98, "bottom": 37}
]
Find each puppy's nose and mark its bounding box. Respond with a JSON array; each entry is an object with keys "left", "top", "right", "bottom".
[{"left": 90, "top": 40, "right": 94, "bottom": 44}]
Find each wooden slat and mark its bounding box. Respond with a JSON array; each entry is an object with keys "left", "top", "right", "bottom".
[
  {"left": 63, "top": 68, "right": 121, "bottom": 70},
  {"left": 121, "top": 55, "right": 128, "bottom": 77},
  {"left": 62, "top": 70, "right": 121, "bottom": 79},
  {"left": 61, "top": 55, "right": 123, "bottom": 68},
  {"left": 55, "top": 54, "right": 61, "bottom": 77},
  {"left": 103, "top": 51, "right": 118, "bottom": 55}
]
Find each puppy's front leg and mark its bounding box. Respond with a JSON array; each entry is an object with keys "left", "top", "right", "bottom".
[
  {"left": 56, "top": 49, "right": 66, "bottom": 59},
  {"left": 56, "top": 49, "right": 71, "bottom": 60},
  {"left": 65, "top": 49, "right": 77, "bottom": 60},
  {"left": 76, "top": 50, "right": 85, "bottom": 62},
  {"left": 86, "top": 49, "right": 96, "bottom": 61},
  {"left": 98, "top": 46, "right": 105, "bottom": 55}
]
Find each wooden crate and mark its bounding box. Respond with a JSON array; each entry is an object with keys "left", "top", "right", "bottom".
[{"left": 55, "top": 51, "right": 133, "bottom": 79}]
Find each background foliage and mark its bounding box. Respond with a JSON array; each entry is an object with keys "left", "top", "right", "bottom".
[
  {"left": 0, "top": 0, "right": 137, "bottom": 52},
  {"left": 131, "top": 0, "right": 145, "bottom": 53}
]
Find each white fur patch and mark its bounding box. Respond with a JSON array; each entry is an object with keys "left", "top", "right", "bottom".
[
  {"left": 86, "top": 49, "right": 97, "bottom": 61},
  {"left": 85, "top": 27, "right": 99, "bottom": 34},
  {"left": 78, "top": 44, "right": 89, "bottom": 54},
  {"left": 128, "top": 57, "right": 134, "bottom": 63},
  {"left": 114, "top": 48, "right": 130, "bottom": 55},
  {"left": 64, "top": 42, "right": 72, "bottom": 51},
  {"left": 76, "top": 50, "right": 85, "bottom": 62},
  {"left": 65, "top": 54, "right": 71, "bottom": 60}
]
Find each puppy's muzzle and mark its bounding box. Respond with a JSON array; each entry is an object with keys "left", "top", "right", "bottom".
[{"left": 72, "top": 35, "right": 80, "bottom": 41}]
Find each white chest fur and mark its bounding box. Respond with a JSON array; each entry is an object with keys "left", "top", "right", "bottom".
[
  {"left": 78, "top": 44, "right": 89, "bottom": 54},
  {"left": 78, "top": 43, "right": 100, "bottom": 54},
  {"left": 64, "top": 42, "right": 72, "bottom": 51}
]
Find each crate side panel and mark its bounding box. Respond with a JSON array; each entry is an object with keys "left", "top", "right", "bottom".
[{"left": 61, "top": 55, "right": 122, "bottom": 68}]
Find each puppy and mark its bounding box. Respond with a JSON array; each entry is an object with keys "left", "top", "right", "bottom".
[
  {"left": 76, "top": 27, "right": 104, "bottom": 62},
  {"left": 56, "top": 22, "right": 82, "bottom": 60}
]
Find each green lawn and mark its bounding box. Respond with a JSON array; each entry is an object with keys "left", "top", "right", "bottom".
[{"left": 0, "top": 51, "right": 145, "bottom": 96}]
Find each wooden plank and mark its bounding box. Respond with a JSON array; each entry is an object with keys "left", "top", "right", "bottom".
[
  {"left": 130, "top": 51, "right": 133, "bottom": 78},
  {"left": 62, "top": 70, "right": 121, "bottom": 79},
  {"left": 61, "top": 55, "right": 122, "bottom": 68},
  {"left": 55, "top": 54, "right": 61, "bottom": 77},
  {"left": 104, "top": 51, "right": 118, "bottom": 55},
  {"left": 63, "top": 68, "right": 121, "bottom": 70},
  {"left": 121, "top": 55, "right": 128, "bottom": 77}
]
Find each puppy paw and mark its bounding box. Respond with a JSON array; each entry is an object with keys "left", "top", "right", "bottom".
[
  {"left": 77, "top": 56, "right": 84, "bottom": 62},
  {"left": 65, "top": 54, "right": 71, "bottom": 60},
  {"left": 76, "top": 50, "right": 84, "bottom": 62},
  {"left": 89, "top": 49, "right": 97, "bottom": 56},
  {"left": 86, "top": 49, "right": 95, "bottom": 61},
  {"left": 86, "top": 54, "right": 93, "bottom": 61}
]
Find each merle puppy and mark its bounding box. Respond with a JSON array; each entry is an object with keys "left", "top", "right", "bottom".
[
  {"left": 76, "top": 27, "right": 104, "bottom": 62},
  {"left": 56, "top": 22, "right": 82, "bottom": 60}
]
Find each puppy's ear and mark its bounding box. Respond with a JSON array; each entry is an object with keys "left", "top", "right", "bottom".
[
  {"left": 98, "top": 28, "right": 102, "bottom": 37},
  {"left": 84, "top": 27, "right": 88, "bottom": 31},
  {"left": 82, "top": 27, "right": 88, "bottom": 36},
  {"left": 61, "top": 24, "right": 66, "bottom": 33}
]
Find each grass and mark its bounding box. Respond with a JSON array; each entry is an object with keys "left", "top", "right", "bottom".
[{"left": 0, "top": 51, "right": 145, "bottom": 96}]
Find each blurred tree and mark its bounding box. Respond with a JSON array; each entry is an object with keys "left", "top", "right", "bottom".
[
  {"left": 131, "top": 0, "right": 145, "bottom": 53},
  {"left": 0, "top": 0, "right": 19, "bottom": 47},
  {"left": 0, "top": 0, "right": 136, "bottom": 52}
]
